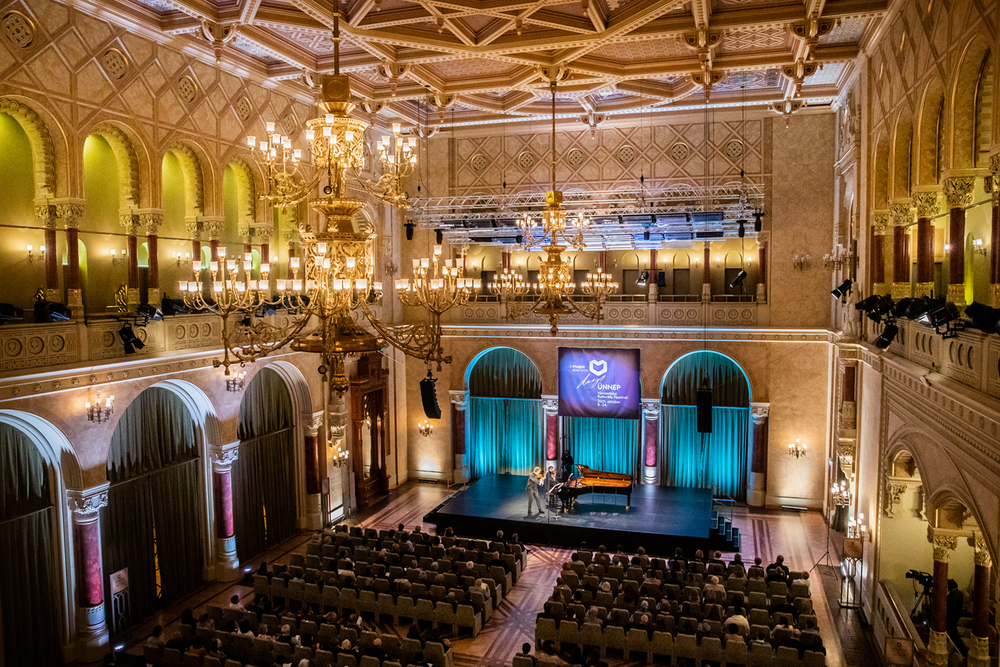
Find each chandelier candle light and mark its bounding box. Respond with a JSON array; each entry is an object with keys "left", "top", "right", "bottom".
[
  {"left": 86, "top": 389, "right": 115, "bottom": 424},
  {"left": 788, "top": 438, "right": 807, "bottom": 458}
]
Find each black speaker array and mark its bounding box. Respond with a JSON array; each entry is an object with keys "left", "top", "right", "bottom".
[
  {"left": 420, "top": 370, "right": 441, "bottom": 419},
  {"left": 696, "top": 386, "right": 713, "bottom": 433}
]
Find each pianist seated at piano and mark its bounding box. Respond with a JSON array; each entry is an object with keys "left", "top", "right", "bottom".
[{"left": 556, "top": 464, "right": 633, "bottom": 511}]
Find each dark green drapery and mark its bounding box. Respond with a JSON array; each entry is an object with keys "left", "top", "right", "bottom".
[
  {"left": 562, "top": 417, "right": 640, "bottom": 478},
  {"left": 466, "top": 348, "right": 544, "bottom": 479},
  {"left": 660, "top": 351, "right": 750, "bottom": 408},
  {"left": 103, "top": 388, "right": 202, "bottom": 627},
  {"left": 0, "top": 423, "right": 63, "bottom": 667},
  {"left": 233, "top": 368, "right": 296, "bottom": 561}
]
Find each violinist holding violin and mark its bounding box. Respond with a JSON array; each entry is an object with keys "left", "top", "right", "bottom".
[{"left": 526, "top": 466, "right": 545, "bottom": 515}]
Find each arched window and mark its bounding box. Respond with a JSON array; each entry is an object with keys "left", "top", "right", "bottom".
[
  {"left": 465, "top": 347, "right": 543, "bottom": 479},
  {"left": 660, "top": 351, "right": 751, "bottom": 499},
  {"left": 103, "top": 387, "right": 203, "bottom": 633},
  {"left": 0, "top": 422, "right": 63, "bottom": 666},
  {"left": 233, "top": 367, "right": 296, "bottom": 560}
]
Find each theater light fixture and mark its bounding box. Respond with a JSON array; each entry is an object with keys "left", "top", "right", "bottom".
[
  {"left": 874, "top": 323, "right": 899, "bottom": 349},
  {"left": 418, "top": 419, "right": 434, "bottom": 437},
  {"left": 34, "top": 300, "right": 70, "bottom": 323},
  {"left": 788, "top": 439, "right": 807, "bottom": 458},
  {"left": 905, "top": 297, "right": 931, "bottom": 320},
  {"left": 920, "top": 300, "right": 962, "bottom": 338},
  {"left": 136, "top": 303, "right": 163, "bottom": 322},
  {"left": 117, "top": 323, "right": 145, "bottom": 354},
  {"left": 753, "top": 210, "right": 764, "bottom": 232},
  {"left": 890, "top": 298, "right": 911, "bottom": 319},
  {"left": 728, "top": 270, "right": 747, "bottom": 291},
  {"left": 866, "top": 295, "right": 894, "bottom": 323},
  {"left": 0, "top": 303, "right": 24, "bottom": 323},
  {"left": 965, "top": 301, "right": 1000, "bottom": 335},
  {"left": 86, "top": 389, "right": 115, "bottom": 424},
  {"left": 831, "top": 279, "right": 852, "bottom": 300},
  {"left": 636, "top": 269, "right": 649, "bottom": 287}
]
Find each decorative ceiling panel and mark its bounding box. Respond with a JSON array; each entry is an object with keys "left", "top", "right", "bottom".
[
  {"left": 803, "top": 61, "right": 846, "bottom": 87},
  {"left": 718, "top": 26, "right": 789, "bottom": 53},
  {"left": 819, "top": 17, "right": 870, "bottom": 45},
  {"left": 232, "top": 34, "right": 283, "bottom": 63},
  {"left": 589, "top": 37, "right": 690, "bottom": 62},
  {"left": 426, "top": 58, "right": 521, "bottom": 79}
]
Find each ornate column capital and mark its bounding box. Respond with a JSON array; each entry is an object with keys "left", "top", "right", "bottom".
[
  {"left": 755, "top": 232, "right": 768, "bottom": 251},
  {"left": 203, "top": 216, "right": 225, "bottom": 240},
  {"left": 872, "top": 210, "right": 890, "bottom": 235},
  {"left": 974, "top": 537, "right": 992, "bottom": 568},
  {"left": 304, "top": 411, "right": 324, "bottom": 438},
  {"left": 36, "top": 204, "right": 59, "bottom": 229},
  {"left": 209, "top": 441, "right": 240, "bottom": 471},
  {"left": 750, "top": 402, "right": 770, "bottom": 424},
  {"left": 928, "top": 527, "right": 959, "bottom": 562},
  {"left": 140, "top": 211, "right": 164, "bottom": 236},
  {"left": 254, "top": 225, "right": 275, "bottom": 244},
  {"left": 889, "top": 201, "right": 913, "bottom": 227},
  {"left": 449, "top": 390, "right": 468, "bottom": 410},
  {"left": 943, "top": 177, "right": 976, "bottom": 209},
  {"left": 184, "top": 217, "right": 202, "bottom": 240},
  {"left": 57, "top": 202, "right": 86, "bottom": 229},
  {"left": 912, "top": 190, "right": 941, "bottom": 219},
  {"left": 541, "top": 395, "right": 559, "bottom": 416},
  {"left": 119, "top": 211, "right": 140, "bottom": 235},
  {"left": 67, "top": 483, "right": 110, "bottom": 521},
  {"left": 641, "top": 398, "right": 660, "bottom": 420}
]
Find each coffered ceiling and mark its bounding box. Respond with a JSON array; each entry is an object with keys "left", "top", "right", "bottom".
[{"left": 106, "top": 0, "right": 887, "bottom": 127}]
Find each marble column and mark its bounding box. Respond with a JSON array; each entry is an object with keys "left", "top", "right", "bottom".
[
  {"left": 748, "top": 404, "right": 769, "bottom": 507},
  {"left": 449, "top": 391, "right": 468, "bottom": 484},
  {"left": 67, "top": 485, "right": 110, "bottom": 662},
  {"left": 204, "top": 218, "right": 225, "bottom": 270},
  {"left": 755, "top": 235, "right": 767, "bottom": 302},
  {"left": 59, "top": 202, "right": 85, "bottom": 318},
  {"left": 209, "top": 442, "right": 240, "bottom": 581},
  {"left": 968, "top": 537, "right": 992, "bottom": 667},
  {"left": 943, "top": 177, "right": 975, "bottom": 306},
  {"left": 303, "top": 412, "right": 325, "bottom": 529},
  {"left": 702, "top": 244, "right": 712, "bottom": 301},
  {"left": 648, "top": 249, "right": 659, "bottom": 302},
  {"left": 927, "top": 530, "right": 958, "bottom": 666},
  {"left": 541, "top": 396, "right": 559, "bottom": 472},
  {"left": 641, "top": 398, "right": 660, "bottom": 485},
  {"left": 990, "top": 154, "right": 1000, "bottom": 307},
  {"left": 142, "top": 212, "right": 163, "bottom": 305},
  {"left": 119, "top": 212, "right": 141, "bottom": 306},
  {"left": 871, "top": 211, "right": 889, "bottom": 295},
  {"left": 35, "top": 205, "right": 61, "bottom": 302},
  {"left": 912, "top": 191, "right": 939, "bottom": 298},
  {"left": 890, "top": 201, "right": 913, "bottom": 300}
]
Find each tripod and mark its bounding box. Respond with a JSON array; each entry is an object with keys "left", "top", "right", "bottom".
[{"left": 810, "top": 504, "right": 835, "bottom": 574}]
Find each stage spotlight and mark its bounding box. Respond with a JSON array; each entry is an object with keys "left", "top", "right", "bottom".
[
  {"left": 875, "top": 323, "right": 899, "bottom": 349},
  {"left": 905, "top": 297, "right": 931, "bottom": 320},
  {"left": 636, "top": 270, "right": 649, "bottom": 287},
  {"left": 405, "top": 221, "right": 415, "bottom": 240},
  {"left": 925, "top": 300, "right": 959, "bottom": 328},
  {"left": 890, "top": 298, "right": 912, "bottom": 319},
  {"left": 0, "top": 302, "right": 24, "bottom": 323},
  {"left": 117, "top": 323, "right": 145, "bottom": 354},
  {"left": 753, "top": 210, "right": 764, "bottom": 232},
  {"left": 728, "top": 270, "right": 747, "bottom": 291},
  {"left": 855, "top": 295, "right": 879, "bottom": 312},
  {"left": 965, "top": 301, "right": 1000, "bottom": 335},
  {"left": 161, "top": 297, "right": 189, "bottom": 316},
  {"left": 136, "top": 303, "right": 163, "bottom": 321},
  {"left": 867, "top": 295, "right": 894, "bottom": 323},
  {"left": 34, "top": 300, "right": 70, "bottom": 322},
  {"left": 831, "top": 279, "right": 852, "bottom": 299},
  {"left": 435, "top": 229, "right": 443, "bottom": 244}
]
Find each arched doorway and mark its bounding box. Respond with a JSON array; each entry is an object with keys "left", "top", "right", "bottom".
[
  {"left": 465, "top": 347, "right": 544, "bottom": 479},
  {"left": 659, "top": 351, "right": 751, "bottom": 499},
  {"left": 102, "top": 387, "right": 204, "bottom": 636},
  {"left": 0, "top": 421, "right": 65, "bottom": 666},
  {"left": 233, "top": 367, "right": 297, "bottom": 560}
]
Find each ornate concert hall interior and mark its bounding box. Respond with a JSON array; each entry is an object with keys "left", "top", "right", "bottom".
[{"left": 0, "top": 0, "right": 999, "bottom": 665}]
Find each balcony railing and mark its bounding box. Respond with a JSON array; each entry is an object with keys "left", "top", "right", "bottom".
[{"left": 448, "top": 300, "right": 765, "bottom": 328}]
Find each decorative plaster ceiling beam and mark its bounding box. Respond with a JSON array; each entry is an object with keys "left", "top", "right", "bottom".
[
  {"left": 240, "top": 25, "right": 318, "bottom": 71},
  {"left": 356, "top": 8, "right": 441, "bottom": 29},
  {"left": 348, "top": 0, "right": 377, "bottom": 26},
  {"left": 690, "top": 0, "right": 711, "bottom": 29},
  {"left": 252, "top": 8, "right": 329, "bottom": 32},
  {"left": 585, "top": 0, "right": 607, "bottom": 33},
  {"left": 239, "top": 0, "right": 263, "bottom": 24},
  {"left": 476, "top": 18, "right": 517, "bottom": 47},
  {"left": 406, "top": 64, "right": 448, "bottom": 92},
  {"left": 524, "top": 9, "right": 597, "bottom": 34},
  {"left": 161, "top": 15, "right": 203, "bottom": 35}
]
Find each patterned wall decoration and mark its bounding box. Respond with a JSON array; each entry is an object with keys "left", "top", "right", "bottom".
[{"left": 0, "top": 323, "right": 79, "bottom": 371}]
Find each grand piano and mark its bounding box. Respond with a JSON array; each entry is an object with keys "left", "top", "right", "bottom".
[{"left": 556, "top": 464, "right": 633, "bottom": 511}]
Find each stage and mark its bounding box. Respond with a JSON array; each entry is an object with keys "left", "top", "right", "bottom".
[{"left": 424, "top": 473, "right": 718, "bottom": 554}]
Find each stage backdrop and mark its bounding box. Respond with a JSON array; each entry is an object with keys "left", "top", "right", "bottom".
[
  {"left": 465, "top": 347, "right": 543, "bottom": 479},
  {"left": 558, "top": 347, "right": 641, "bottom": 419},
  {"left": 659, "top": 351, "right": 750, "bottom": 499}
]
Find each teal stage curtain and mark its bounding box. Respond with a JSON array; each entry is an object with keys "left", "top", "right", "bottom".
[
  {"left": 661, "top": 351, "right": 750, "bottom": 408},
  {"left": 466, "top": 397, "right": 542, "bottom": 479},
  {"left": 562, "top": 417, "right": 640, "bottom": 478},
  {"left": 659, "top": 405, "right": 749, "bottom": 499},
  {"left": 467, "top": 347, "right": 542, "bottom": 398}
]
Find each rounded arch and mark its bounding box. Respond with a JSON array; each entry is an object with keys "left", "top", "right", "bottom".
[
  {"left": 724, "top": 252, "right": 744, "bottom": 268},
  {"left": 89, "top": 122, "right": 145, "bottom": 210},
  {"left": 226, "top": 158, "right": 256, "bottom": 232},
  {"left": 0, "top": 97, "right": 57, "bottom": 200},
  {"left": 165, "top": 142, "right": 206, "bottom": 219},
  {"left": 464, "top": 346, "right": 543, "bottom": 398},
  {"left": 672, "top": 252, "right": 691, "bottom": 268},
  {"left": 891, "top": 113, "right": 914, "bottom": 199},
  {"left": 873, "top": 131, "right": 890, "bottom": 208},
  {"left": 659, "top": 350, "right": 752, "bottom": 405},
  {"left": 914, "top": 78, "right": 945, "bottom": 186},
  {"left": 950, "top": 36, "right": 992, "bottom": 170}
]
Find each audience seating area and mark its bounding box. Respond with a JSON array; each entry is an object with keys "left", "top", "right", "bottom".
[{"left": 533, "top": 548, "right": 825, "bottom": 667}]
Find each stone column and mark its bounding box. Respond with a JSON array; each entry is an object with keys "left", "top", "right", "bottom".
[
  {"left": 755, "top": 235, "right": 767, "bottom": 302},
  {"left": 702, "top": 243, "right": 712, "bottom": 301},
  {"left": 257, "top": 225, "right": 273, "bottom": 288},
  {"left": 871, "top": 211, "right": 889, "bottom": 295},
  {"left": 912, "top": 191, "right": 939, "bottom": 298},
  {"left": 648, "top": 249, "right": 659, "bottom": 302},
  {"left": 203, "top": 218, "right": 225, "bottom": 269},
  {"left": 890, "top": 201, "right": 913, "bottom": 300},
  {"left": 748, "top": 404, "right": 769, "bottom": 507},
  {"left": 449, "top": 390, "right": 468, "bottom": 484},
  {"left": 35, "top": 205, "right": 61, "bottom": 302},
  {"left": 120, "top": 212, "right": 141, "bottom": 306},
  {"left": 541, "top": 396, "right": 559, "bottom": 472},
  {"left": 641, "top": 398, "right": 660, "bottom": 485},
  {"left": 967, "top": 537, "right": 992, "bottom": 667},
  {"left": 927, "top": 530, "right": 958, "bottom": 666},
  {"left": 59, "top": 202, "right": 85, "bottom": 318},
  {"left": 209, "top": 442, "right": 240, "bottom": 581},
  {"left": 943, "top": 177, "right": 975, "bottom": 306},
  {"left": 186, "top": 218, "right": 203, "bottom": 291},
  {"left": 142, "top": 212, "right": 163, "bottom": 305},
  {"left": 303, "top": 413, "right": 324, "bottom": 530},
  {"left": 990, "top": 154, "right": 1000, "bottom": 307},
  {"left": 67, "top": 485, "right": 110, "bottom": 662}
]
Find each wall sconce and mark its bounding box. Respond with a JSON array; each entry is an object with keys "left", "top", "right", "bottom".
[
  {"left": 27, "top": 244, "right": 46, "bottom": 263},
  {"left": 418, "top": 419, "right": 434, "bottom": 437},
  {"left": 972, "top": 238, "right": 987, "bottom": 257},
  {"left": 329, "top": 429, "right": 349, "bottom": 468},
  {"left": 715, "top": 256, "right": 721, "bottom": 267},
  {"left": 823, "top": 245, "right": 855, "bottom": 271},
  {"left": 86, "top": 389, "right": 115, "bottom": 423},
  {"left": 792, "top": 254, "right": 811, "bottom": 271},
  {"left": 172, "top": 251, "right": 192, "bottom": 266},
  {"left": 832, "top": 479, "right": 851, "bottom": 506},
  {"left": 110, "top": 249, "right": 126, "bottom": 266},
  {"left": 788, "top": 438, "right": 807, "bottom": 458},
  {"left": 848, "top": 513, "right": 866, "bottom": 539},
  {"left": 225, "top": 370, "right": 246, "bottom": 392}
]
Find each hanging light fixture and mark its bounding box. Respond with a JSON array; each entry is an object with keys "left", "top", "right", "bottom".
[{"left": 85, "top": 389, "right": 115, "bottom": 424}]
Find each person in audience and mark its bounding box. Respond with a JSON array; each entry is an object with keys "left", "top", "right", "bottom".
[
  {"left": 767, "top": 554, "right": 790, "bottom": 576},
  {"left": 749, "top": 627, "right": 771, "bottom": 648},
  {"left": 516, "top": 642, "right": 538, "bottom": 665},
  {"left": 165, "top": 631, "right": 186, "bottom": 650},
  {"left": 223, "top": 620, "right": 238, "bottom": 633},
  {"left": 724, "top": 601, "right": 750, "bottom": 636},
  {"left": 584, "top": 605, "right": 604, "bottom": 628},
  {"left": 246, "top": 594, "right": 265, "bottom": 616},
  {"left": 146, "top": 625, "right": 165, "bottom": 648},
  {"left": 277, "top": 624, "right": 294, "bottom": 645},
  {"left": 185, "top": 637, "right": 208, "bottom": 659},
  {"left": 297, "top": 659, "right": 310, "bottom": 667},
  {"left": 236, "top": 619, "right": 254, "bottom": 637},
  {"left": 769, "top": 598, "right": 799, "bottom": 620},
  {"left": 229, "top": 593, "right": 245, "bottom": 611},
  {"left": 405, "top": 651, "right": 431, "bottom": 667},
  {"left": 180, "top": 608, "right": 196, "bottom": 627},
  {"left": 196, "top": 613, "right": 214, "bottom": 631},
  {"left": 703, "top": 574, "right": 726, "bottom": 604},
  {"left": 366, "top": 637, "right": 386, "bottom": 662},
  {"left": 799, "top": 617, "right": 825, "bottom": 654},
  {"left": 710, "top": 551, "right": 726, "bottom": 566},
  {"left": 724, "top": 623, "right": 745, "bottom": 646},
  {"left": 946, "top": 578, "right": 967, "bottom": 655}
]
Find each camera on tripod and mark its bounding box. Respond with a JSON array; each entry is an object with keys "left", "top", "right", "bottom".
[{"left": 906, "top": 569, "right": 933, "bottom": 588}]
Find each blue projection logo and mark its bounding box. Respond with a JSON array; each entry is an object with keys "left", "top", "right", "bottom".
[{"left": 558, "top": 347, "right": 641, "bottom": 419}]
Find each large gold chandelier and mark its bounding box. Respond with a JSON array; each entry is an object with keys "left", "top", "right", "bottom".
[
  {"left": 489, "top": 83, "right": 618, "bottom": 334},
  {"left": 179, "top": 12, "right": 472, "bottom": 390}
]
